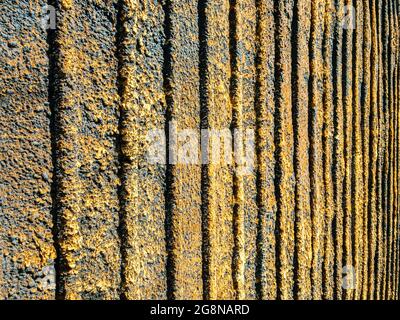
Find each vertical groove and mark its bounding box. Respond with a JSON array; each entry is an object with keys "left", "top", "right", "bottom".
[
  {"left": 368, "top": 0, "right": 379, "bottom": 299},
  {"left": 229, "top": 0, "right": 245, "bottom": 299},
  {"left": 47, "top": 0, "right": 61, "bottom": 299},
  {"left": 374, "top": 0, "right": 384, "bottom": 300},
  {"left": 342, "top": 0, "right": 354, "bottom": 300},
  {"left": 332, "top": 0, "right": 345, "bottom": 300},
  {"left": 361, "top": 0, "right": 372, "bottom": 300},
  {"left": 162, "top": 0, "right": 174, "bottom": 300},
  {"left": 387, "top": 0, "right": 396, "bottom": 299},
  {"left": 351, "top": 0, "right": 364, "bottom": 299},
  {"left": 54, "top": 1, "right": 122, "bottom": 299},
  {"left": 199, "top": 0, "right": 210, "bottom": 300},
  {"left": 115, "top": 0, "right": 127, "bottom": 300}
]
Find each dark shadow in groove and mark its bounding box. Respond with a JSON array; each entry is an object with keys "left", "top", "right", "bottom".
[
  {"left": 384, "top": 0, "right": 394, "bottom": 300},
  {"left": 290, "top": 0, "right": 301, "bottom": 300},
  {"left": 47, "top": 0, "right": 62, "bottom": 300},
  {"left": 379, "top": 0, "right": 389, "bottom": 299},
  {"left": 254, "top": 0, "right": 264, "bottom": 300},
  {"left": 360, "top": 12, "right": 369, "bottom": 296},
  {"left": 331, "top": 0, "right": 341, "bottom": 300},
  {"left": 373, "top": 0, "right": 382, "bottom": 300},
  {"left": 115, "top": 0, "right": 129, "bottom": 300},
  {"left": 198, "top": 0, "right": 210, "bottom": 301},
  {"left": 162, "top": 0, "right": 175, "bottom": 301},
  {"left": 362, "top": 0, "right": 374, "bottom": 299},
  {"left": 308, "top": 0, "right": 316, "bottom": 300},
  {"left": 229, "top": 0, "right": 241, "bottom": 299}
]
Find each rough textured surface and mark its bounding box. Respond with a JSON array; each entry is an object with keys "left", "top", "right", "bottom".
[
  {"left": 0, "top": 0, "right": 56, "bottom": 300},
  {"left": 1, "top": 0, "right": 400, "bottom": 300},
  {"left": 119, "top": 0, "right": 167, "bottom": 300},
  {"left": 49, "top": 0, "right": 121, "bottom": 300}
]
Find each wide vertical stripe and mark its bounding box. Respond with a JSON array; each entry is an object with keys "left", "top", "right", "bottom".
[
  {"left": 230, "top": 0, "right": 258, "bottom": 300},
  {"left": 51, "top": 0, "right": 121, "bottom": 300},
  {"left": 255, "top": 0, "right": 278, "bottom": 300},
  {"left": 0, "top": 0, "right": 55, "bottom": 299},
  {"left": 352, "top": 0, "right": 364, "bottom": 299},
  {"left": 119, "top": 0, "right": 167, "bottom": 299},
  {"left": 201, "top": 0, "right": 235, "bottom": 300},
  {"left": 309, "top": 0, "right": 326, "bottom": 300},
  {"left": 292, "top": 0, "right": 312, "bottom": 300},
  {"left": 166, "top": 0, "right": 203, "bottom": 300}
]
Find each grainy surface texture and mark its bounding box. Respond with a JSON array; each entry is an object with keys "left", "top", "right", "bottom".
[{"left": 0, "top": 0, "right": 400, "bottom": 300}]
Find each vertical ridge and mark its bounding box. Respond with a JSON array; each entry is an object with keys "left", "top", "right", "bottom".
[
  {"left": 254, "top": 0, "right": 278, "bottom": 300},
  {"left": 273, "top": 0, "right": 296, "bottom": 300},
  {"left": 351, "top": 0, "right": 364, "bottom": 299},
  {"left": 0, "top": 0, "right": 56, "bottom": 299},
  {"left": 291, "top": 0, "right": 312, "bottom": 300},
  {"left": 309, "top": 0, "right": 326, "bottom": 300},
  {"left": 201, "top": 0, "right": 235, "bottom": 300},
  {"left": 119, "top": 0, "right": 167, "bottom": 299},
  {"left": 166, "top": 0, "right": 203, "bottom": 300},
  {"left": 230, "top": 0, "right": 259, "bottom": 300},
  {"left": 52, "top": 1, "right": 122, "bottom": 299},
  {"left": 322, "top": 0, "right": 335, "bottom": 300}
]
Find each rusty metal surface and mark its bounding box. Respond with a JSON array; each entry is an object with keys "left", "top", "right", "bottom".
[{"left": 0, "top": 0, "right": 400, "bottom": 300}]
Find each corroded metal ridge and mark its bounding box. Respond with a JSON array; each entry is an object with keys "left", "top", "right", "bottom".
[
  {"left": 51, "top": 0, "right": 121, "bottom": 299},
  {"left": 118, "top": 0, "right": 167, "bottom": 299}
]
